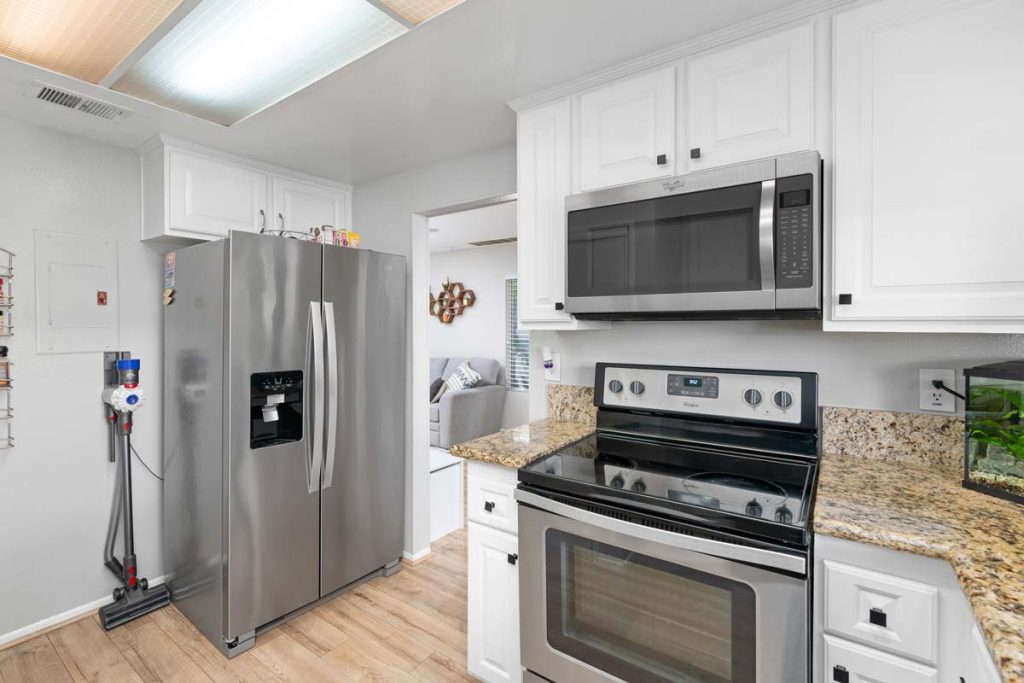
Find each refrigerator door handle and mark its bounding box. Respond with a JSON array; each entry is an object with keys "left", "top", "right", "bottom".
[
  {"left": 308, "top": 301, "right": 325, "bottom": 495},
  {"left": 322, "top": 301, "right": 338, "bottom": 490}
]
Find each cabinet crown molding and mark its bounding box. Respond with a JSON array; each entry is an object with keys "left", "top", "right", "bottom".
[{"left": 508, "top": 0, "right": 852, "bottom": 113}]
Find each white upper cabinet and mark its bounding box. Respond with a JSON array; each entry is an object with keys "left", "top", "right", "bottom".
[
  {"left": 518, "top": 100, "right": 606, "bottom": 329},
  {"left": 140, "top": 137, "right": 352, "bottom": 243},
  {"left": 575, "top": 66, "right": 676, "bottom": 192},
  {"left": 166, "top": 149, "right": 268, "bottom": 238},
  {"left": 684, "top": 24, "right": 814, "bottom": 171},
  {"left": 830, "top": 0, "right": 1024, "bottom": 331},
  {"left": 272, "top": 176, "right": 350, "bottom": 235}
]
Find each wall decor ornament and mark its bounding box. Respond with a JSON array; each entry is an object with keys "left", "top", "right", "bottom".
[{"left": 429, "top": 279, "right": 476, "bottom": 325}]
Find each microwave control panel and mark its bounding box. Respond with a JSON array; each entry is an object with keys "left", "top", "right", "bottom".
[{"left": 775, "top": 173, "right": 815, "bottom": 290}]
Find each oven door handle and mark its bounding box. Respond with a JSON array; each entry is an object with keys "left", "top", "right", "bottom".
[{"left": 515, "top": 488, "right": 805, "bottom": 575}]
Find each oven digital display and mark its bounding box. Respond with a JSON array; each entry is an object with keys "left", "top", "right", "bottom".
[
  {"left": 667, "top": 374, "right": 719, "bottom": 399},
  {"left": 779, "top": 189, "right": 810, "bottom": 208}
]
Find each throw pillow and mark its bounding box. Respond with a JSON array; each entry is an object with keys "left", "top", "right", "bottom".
[
  {"left": 429, "top": 377, "right": 444, "bottom": 401},
  {"left": 444, "top": 362, "right": 482, "bottom": 393},
  {"left": 430, "top": 381, "right": 449, "bottom": 403}
]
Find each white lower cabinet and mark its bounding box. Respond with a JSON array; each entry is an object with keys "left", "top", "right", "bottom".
[
  {"left": 824, "top": 635, "right": 937, "bottom": 683},
  {"left": 467, "top": 462, "right": 521, "bottom": 683},
  {"left": 814, "top": 535, "right": 998, "bottom": 683},
  {"left": 467, "top": 522, "right": 520, "bottom": 683}
]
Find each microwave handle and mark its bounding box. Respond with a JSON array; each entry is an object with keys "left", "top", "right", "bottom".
[
  {"left": 758, "top": 180, "right": 776, "bottom": 294},
  {"left": 515, "top": 488, "right": 805, "bottom": 574}
]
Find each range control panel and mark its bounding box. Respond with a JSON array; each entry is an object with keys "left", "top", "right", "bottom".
[{"left": 600, "top": 364, "right": 805, "bottom": 425}]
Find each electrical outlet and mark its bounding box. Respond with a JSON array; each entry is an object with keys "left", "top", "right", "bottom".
[
  {"left": 919, "top": 369, "right": 957, "bottom": 412},
  {"left": 544, "top": 352, "right": 561, "bottom": 382}
]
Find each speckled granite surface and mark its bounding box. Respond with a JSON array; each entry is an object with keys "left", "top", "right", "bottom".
[
  {"left": 815, "top": 452, "right": 1023, "bottom": 682},
  {"left": 547, "top": 384, "right": 597, "bottom": 423},
  {"left": 823, "top": 406, "right": 963, "bottom": 473},
  {"left": 450, "top": 419, "right": 595, "bottom": 469}
]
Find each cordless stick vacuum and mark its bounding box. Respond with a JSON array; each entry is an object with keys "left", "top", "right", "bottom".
[{"left": 98, "top": 353, "right": 171, "bottom": 629}]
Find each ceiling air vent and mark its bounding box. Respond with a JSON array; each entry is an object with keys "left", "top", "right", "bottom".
[
  {"left": 27, "top": 82, "right": 132, "bottom": 121},
  {"left": 467, "top": 237, "right": 517, "bottom": 247}
]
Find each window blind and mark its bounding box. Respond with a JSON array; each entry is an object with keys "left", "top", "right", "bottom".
[{"left": 505, "top": 277, "right": 529, "bottom": 391}]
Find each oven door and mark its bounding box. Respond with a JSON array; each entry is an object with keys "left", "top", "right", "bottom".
[
  {"left": 517, "top": 490, "right": 807, "bottom": 683},
  {"left": 564, "top": 159, "right": 777, "bottom": 316}
]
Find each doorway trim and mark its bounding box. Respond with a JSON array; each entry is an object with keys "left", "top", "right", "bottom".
[{"left": 405, "top": 193, "right": 516, "bottom": 561}]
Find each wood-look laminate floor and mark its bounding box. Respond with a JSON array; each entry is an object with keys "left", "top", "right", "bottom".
[{"left": 0, "top": 528, "right": 469, "bottom": 683}]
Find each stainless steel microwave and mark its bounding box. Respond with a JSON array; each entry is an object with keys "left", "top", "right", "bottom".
[{"left": 564, "top": 151, "right": 821, "bottom": 320}]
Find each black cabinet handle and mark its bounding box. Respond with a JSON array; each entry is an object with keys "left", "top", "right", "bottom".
[
  {"left": 832, "top": 665, "right": 849, "bottom": 683},
  {"left": 507, "top": 553, "right": 518, "bottom": 565},
  {"left": 484, "top": 501, "right": 495, "bottom": 513},
  {"left": 554, "top": 302, "right": 564, "bottom": 311},
  {"left": 838, "top": 293, "right": 853, "bottom": 305},
  {"left": 690, "top": 147, "right": 701, "bottom": 159},
  {"left": 656, "top": 153, "right": 668, "bottom": 165},
  {"left": 869, "top": 607, "right": 887, "bottom": 628}
]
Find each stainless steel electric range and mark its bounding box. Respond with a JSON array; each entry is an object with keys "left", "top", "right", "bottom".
[{"left": 516, "top": 363, "right": 820, "bottom": 683}]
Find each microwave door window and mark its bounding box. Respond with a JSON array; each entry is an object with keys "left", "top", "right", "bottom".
[{"left": 567, "top": 224, "right": 630, "bottom": 297}]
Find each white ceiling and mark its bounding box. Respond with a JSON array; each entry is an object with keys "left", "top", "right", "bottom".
[
  {"left": 0, "top": 0, "right": 800, "bottom": 185},
  {"left": 428, "top": 199, "right": 516, "bottom": 252}
]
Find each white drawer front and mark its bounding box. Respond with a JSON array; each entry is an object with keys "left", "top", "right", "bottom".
[
  {"left": 467, "top": 474, "right": 518, "bottom": 533},
  {"left": 823, "top": 560, "right": 938, "bottom": 663},
  {"left": 824, "top": 635, "right": 937, "bottom": 683}
]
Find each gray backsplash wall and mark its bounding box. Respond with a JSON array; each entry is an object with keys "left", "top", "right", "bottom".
[{"left": 527, "top": 320, "right": 1024, "bottom": 419}]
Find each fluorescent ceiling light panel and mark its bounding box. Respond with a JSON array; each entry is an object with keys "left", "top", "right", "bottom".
[
  {"left": 0, "top": 0, "right": 184, "bottom": 84},
  {"left": 111, "top": 0, "right": 407, "bottom": 126},
  {"left": 378, "top": 0, "right": 465, "bottom": 26}
]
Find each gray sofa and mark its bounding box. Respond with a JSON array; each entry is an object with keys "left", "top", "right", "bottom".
[{"left": 430, "top": 357, "right": 507, "bottom": 449}]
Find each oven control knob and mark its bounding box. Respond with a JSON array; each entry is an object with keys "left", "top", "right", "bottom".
[
  {"left": 631, "top": 479, "right": 647, "bottom": 493},
  {"left": 608, "top": 379, "right": 624, "bottom": 394},
  {"left": 744, "top": 499, "right": 763, "bottom": 517},
  {"left": 629, "top": 381, "right": 645, "bottom": 395},
  {"left": 773, "top": 390, "right": 794, "bottom": 410},
  {"left": 609, "top": 474, "right": 626, "bottom": 489},
  {"left": 743, "top": 389, "right": 763, "bottom": 407},
  {"left": 774, "top": 505, "right": 793, "bottom": 523}
]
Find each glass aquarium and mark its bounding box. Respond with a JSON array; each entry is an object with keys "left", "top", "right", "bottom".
[{"left": 964, "top": 361, "right": 1024, "bottom": 504}]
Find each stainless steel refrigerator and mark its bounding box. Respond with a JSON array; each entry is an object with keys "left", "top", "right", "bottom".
[{"left": 163, "top": 231, "right": 406, "bottom": 657}]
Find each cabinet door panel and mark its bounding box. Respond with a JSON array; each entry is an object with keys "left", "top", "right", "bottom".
[
  {"left": 168, "top": 149, "right": 268, "bottom": 236},
  {"left": 517, "top": 100, "right": 574, "bottom": 323},
  {"left": 467, "top": 523, "right": 520, "bottom": 683},
  {"left": 686, "top": 24, "right": 814, "bottom": 170},
  {"left": 272, "top": 176, "right": 349, "bottom": 235},
  {"left": 823, "top": 635, "right": 937, "bottom": 683},
  {"left": 832, "top": 0, "right": 1024, "bottom": 324},
  {"left": 576, "top": 67, "right": 676, "bottom": 191}
]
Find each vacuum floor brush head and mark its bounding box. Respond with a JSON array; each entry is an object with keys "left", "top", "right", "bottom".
[{"left": 99, "top": 583, "right": 171, "bottom": 630}]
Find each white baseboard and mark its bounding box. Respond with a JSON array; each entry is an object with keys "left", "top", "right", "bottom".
[
  {"left": 402, "top": 547, "right": 432, "bottom": 563},
  {"left": 0, "top": 574, "right": 167, "bottom": 649}
]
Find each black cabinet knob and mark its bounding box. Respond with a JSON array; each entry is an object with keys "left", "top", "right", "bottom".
[
  {"left": 656, "top": 153, "right": 668, "bottom": 165},
  {"left": 869, "top": 607, "right": 887, "bottom": 628},
  {"left": 554, "top": 302, "right": 564, "bottom": 311},
  {"left": 690, "top": 147, "right": 701, "bottom": 159},
  {"left": 507, "top": 553, "right": 518, "bottom": 565},
  {"left": 832, "top": 665, "right": 849, "bottom": 683},
  {"left": 484, "top": 501, "right": 495, "bottom": 513},
  {"left": 838, "top": 293, "right": 853, "bottom": 305}
]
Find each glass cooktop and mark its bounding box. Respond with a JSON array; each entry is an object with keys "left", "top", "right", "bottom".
[{"left": 519, "top": 433, "right": 817, "bottom": 546}]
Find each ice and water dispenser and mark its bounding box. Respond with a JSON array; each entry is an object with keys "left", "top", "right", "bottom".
[{"left": 250, "top": 371, "right": 303, "bottom": 449}]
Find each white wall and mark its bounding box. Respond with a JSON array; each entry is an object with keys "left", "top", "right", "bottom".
[
  {"left": 353, "top": 144, "right": 516, "bottom": 559},
  {"left": 0, "top": 116, "right": 170, "bottom": 640},
  {"left": 428, "top": 242, "right": 528, "bottom": 427},
  {"left": 528, "top": 322, "right": 1024, "bottom": 419}
]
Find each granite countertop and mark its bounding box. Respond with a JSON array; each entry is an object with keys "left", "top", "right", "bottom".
[
  {"left": 450, "top": 419, "right": 595, "bottom": 469},
  {"left": 814, "top": 451, "right": 1024, "bottom": 682}
]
